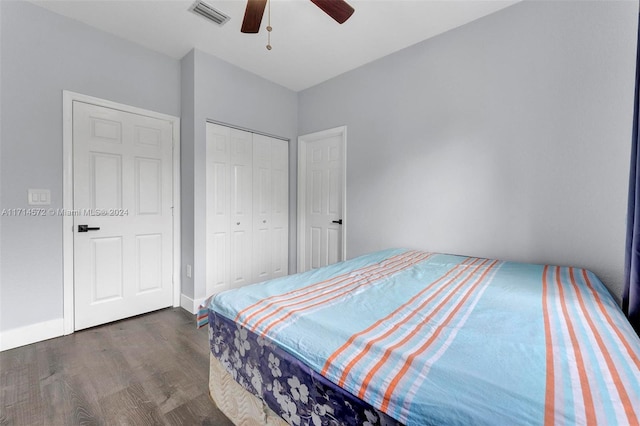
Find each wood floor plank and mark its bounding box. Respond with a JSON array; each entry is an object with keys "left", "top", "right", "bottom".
[
  {"left": 163, "top": 393, "right": 234, "bottom": 426},
  {"left": 0, "top": 347, "right": 43, "bottom": 425},
  {"left": 40, "top": 374, "right": 103, "bottom": 426},
  {"left": 98, "top": 382, "right": 164, "bottom": 425},
  {"left": 137, "top": 368, "right": 203, "bottom": 416},
  {"left": 0, "top": 308, "right": 233, "bottom": 425}
]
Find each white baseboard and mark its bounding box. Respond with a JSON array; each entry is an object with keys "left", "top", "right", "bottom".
[
  {"left": 180, "top": 293, "right": 208, "bottom": 314},
  {"left": 0, "top": 318, "right": 64, "bottom": 351}
]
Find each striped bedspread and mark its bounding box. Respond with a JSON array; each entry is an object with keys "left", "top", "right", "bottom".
[{"left": 209, "top": 248, "right": 640, "bottom": 425}]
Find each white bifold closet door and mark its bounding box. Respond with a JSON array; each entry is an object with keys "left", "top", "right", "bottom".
[
  {"left": 206, "top": 122, "right": 289, "bottom": 295},
  {"left": 252, "top": 134, "right": 289, "bottom": 283}
]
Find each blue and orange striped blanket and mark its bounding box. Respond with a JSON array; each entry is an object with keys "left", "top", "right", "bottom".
[{"left": 209, "top": 248, "right": 640, "bottom": 425}]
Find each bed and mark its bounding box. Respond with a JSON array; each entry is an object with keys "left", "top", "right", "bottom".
[{"left": 205, "top": 248, "right": 640, "bottom": 425}]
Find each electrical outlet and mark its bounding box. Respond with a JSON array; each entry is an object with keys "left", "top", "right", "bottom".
[
  {"left": 28, "top": 189, "right": 51, "bottom": 205},
  {"left": 186, "top": 264, "right": 192, "bottom": 278}
]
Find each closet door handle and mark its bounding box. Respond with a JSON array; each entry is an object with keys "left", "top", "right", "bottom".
[
  {"left": 332, "top": 219, "right": 343, "bottom": 225},
  {"left": 78, "top": 225, "right": 100, "bottom": 232}
]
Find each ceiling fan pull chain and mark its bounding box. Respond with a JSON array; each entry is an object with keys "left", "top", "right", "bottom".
[{"left": 266, "top": 0, "right": 272, "bottom": 50}]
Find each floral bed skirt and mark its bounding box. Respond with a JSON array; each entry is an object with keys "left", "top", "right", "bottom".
[{"left": 208, "top": 310, "right": 402, "bottom": 426}]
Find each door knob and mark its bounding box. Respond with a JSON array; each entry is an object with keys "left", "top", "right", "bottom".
[
  {"left": 332, "top": 219, "right": 343, "bottom": 225},
  {"left": 78, "top": 225, "right": 100, "bottom": 232}
]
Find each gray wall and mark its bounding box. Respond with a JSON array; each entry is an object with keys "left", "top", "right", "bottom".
[
  {"left": 180, "top": 50, "right": 196, "bottom": 299},
  {"left": 0, "top": 0, "right": 181, "bottom": 331},
  {"left": 181, "top": 49, "right": 298, "bottom": 303},
  {"left": 298, "top": 0, "right": 638, "bottom": 301}
]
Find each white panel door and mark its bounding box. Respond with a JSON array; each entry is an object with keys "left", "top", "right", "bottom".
[
  {"left": 206, "top": 123, "right": 231, "bottom": 295},
  {"left": 253, "top": 134, "right": 289, "bottom": 282},
  {"left": 73, "top": 101, "right": 173, "bottom": 330},
  {"left": 252, "top": 134, "right": 272, "bottom": 282},
  {"left": 206, "top": 123, "right": 289, "bottom": 292},
  {"left": 304, "top": 135, "right": 344, "bottom": 270},
  {"left": 229, "top": 129, "right": 253, "bottom": 289},
  {"left": 270, "top": 138, "right": 289, "bottom": 279},
  {"left": 206, "top": 124, "right": 254, "bottom": 292}
]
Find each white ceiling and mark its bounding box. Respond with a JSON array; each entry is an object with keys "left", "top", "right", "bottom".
[{"left": 30, "top": 0, "right": 518, "bottom": 92}]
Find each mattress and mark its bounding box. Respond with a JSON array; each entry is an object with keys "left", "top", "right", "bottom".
[
  {"left": 208, "top": 248, "right": 640, "bottom": 425},
  {"left": 209, "top": 353, "right": 287, "bottom": 426},
  {"left": 208, "top": 308, "right": 401, "bottom": 426}
]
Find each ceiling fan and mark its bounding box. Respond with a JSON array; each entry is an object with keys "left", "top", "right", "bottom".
[{"left": 240, "top": 0, "right": 355, "bottom": 33}]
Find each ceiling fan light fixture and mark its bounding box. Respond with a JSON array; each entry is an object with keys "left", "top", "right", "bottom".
[{"left": 190, "top": 0, "right": 231, "bottom": 26}]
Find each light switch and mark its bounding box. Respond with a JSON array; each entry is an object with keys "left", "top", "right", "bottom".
[{"left": 28, "top": 189, "right": 51, "bottom": 205}]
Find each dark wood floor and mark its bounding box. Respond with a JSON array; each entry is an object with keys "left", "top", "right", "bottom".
[{"left": 0, "top": 308, "right": 234, "bottom": 425}]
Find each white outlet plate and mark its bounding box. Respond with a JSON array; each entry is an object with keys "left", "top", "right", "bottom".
[{"left": 28, "top": 189, "right": 51, "bottom": 205}]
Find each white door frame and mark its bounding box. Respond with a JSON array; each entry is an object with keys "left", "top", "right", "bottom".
[
  {"left": 62, "top": 91, "right": 181, "bottom": 335},
  {"left": 297, "top": 126, "right": 347, "bottom": 272}
]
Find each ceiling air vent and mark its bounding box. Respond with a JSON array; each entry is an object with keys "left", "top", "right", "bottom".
[{"left": 190, "top": 0, "right": 231, "bottom": 26}]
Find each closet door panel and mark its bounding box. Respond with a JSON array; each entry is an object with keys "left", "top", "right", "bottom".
[
  {"left": 206, "top": 123, "right": 288, "bottom": 293},
  {"left": 206, "top": 123, "right": 231, "bottom": 294},
  {"left": 270, "top": 138, "right": 289, "bottom": 279},
  {"left": 230, "top": 129, "right": 253, "bottom": 288},
  {"left": 253, "top": 134, "right": 272, "bottom": 282},
  {"left": 271, "top": 224, "right": 288, "bottom": 277}
]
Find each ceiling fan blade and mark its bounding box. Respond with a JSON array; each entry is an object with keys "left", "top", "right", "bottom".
[
  {"left": 310, "top": 0, "right": 354, "bottom": 24},
  {"left": 241, "top": 0, "right": 267, "bottom": 33}
]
